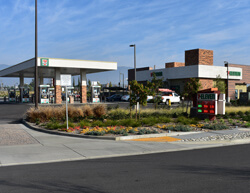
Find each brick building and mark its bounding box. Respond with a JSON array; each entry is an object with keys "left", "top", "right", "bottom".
[{"left": 128, "top": 48, "right": 250, "bottom": 100}]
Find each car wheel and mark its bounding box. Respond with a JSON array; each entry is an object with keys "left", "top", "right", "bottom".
[{"left": 165, "top": 100, "right": 169, "bottom": 106}]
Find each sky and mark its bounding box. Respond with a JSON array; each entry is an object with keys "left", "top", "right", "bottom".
[{"left": 0, "top": 0, "right": 250, "bottom": 74}]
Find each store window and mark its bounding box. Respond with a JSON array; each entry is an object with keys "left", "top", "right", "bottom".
[{"left": 235, "top": 89, "right": 238, "bottom": 99}]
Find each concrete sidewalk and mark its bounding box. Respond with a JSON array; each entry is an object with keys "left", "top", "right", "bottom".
[{"left": 1, "top": 123, "right": 250, "bottom": 167}]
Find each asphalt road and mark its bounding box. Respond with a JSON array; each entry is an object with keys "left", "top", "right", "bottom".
[{"left": 0, "top": 144, "right": 249, "bottom": 193}]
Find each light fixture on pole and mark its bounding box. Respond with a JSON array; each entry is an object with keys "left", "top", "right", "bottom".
[
  {"left": 35, "top": 0, "right": 38, "bottom": 108},
  {"left": 129, "top": 44, "right": 136, "bottom": 81},
  {"left": 224, "top": 61, "right": 229, "bottom": 102}
]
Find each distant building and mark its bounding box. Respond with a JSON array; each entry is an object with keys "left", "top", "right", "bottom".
[{"left": 128, "top": 48, "right": 250, "bottom": 100}]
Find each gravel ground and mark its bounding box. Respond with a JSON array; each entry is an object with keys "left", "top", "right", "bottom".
[
  {"left": 181, "top": 131, "right": 250, "bottom": 142},
  {"left": 0, "top": 124, "right": 38, "bottom": 146}
]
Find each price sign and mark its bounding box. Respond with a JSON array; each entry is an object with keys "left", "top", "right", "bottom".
[{"left": 197, "top": 93, "right": 217, "bottom": 115}]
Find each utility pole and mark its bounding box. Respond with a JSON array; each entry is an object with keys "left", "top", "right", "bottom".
[
  {"left": 225, "top": 61, "right": 229, "bottom": 102},
  {"left": 35, "top": 0, "right": 38, "bottom": 108}
]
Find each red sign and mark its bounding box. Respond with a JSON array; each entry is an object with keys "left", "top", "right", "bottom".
[{"left": 197, "top": 101, "right": 216, "bottom": 115}]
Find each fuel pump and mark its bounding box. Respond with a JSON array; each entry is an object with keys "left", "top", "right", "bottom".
[
  {"left": 91, "top": 85, "right": 101, "bottom": 103},
  {"left": 48, "top": 88, "right": 55, "bottom": 103},
  {"left": 66, "top": 87, "right": 74, "bottom": 102},
  {"left": 39, "top": 85, "right": 50, "bottom": 104},
  {"left": 20, "top": 87, "right": 30, "bottom": 103},
  {"left": 8, "top": 88, "right": 16, "bottom": 102}
]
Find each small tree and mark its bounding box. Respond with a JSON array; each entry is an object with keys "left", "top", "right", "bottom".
[
  {"left": 147, "top": 72, "right": 163, "bottom": 109},
  {"left": 214, "top": 75, "right": 226, "bottom": 93},
  {"left": 183, "top": 78, "right": 202, "bottom": 113},
  {"left": 129, "top": 80, "right": 148, "bottom": 120},
  {"left": 109, "top": 81, "right": 113, "bottom": 88}
]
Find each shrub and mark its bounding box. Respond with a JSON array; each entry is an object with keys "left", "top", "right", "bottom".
[
  {"left": 91, "top": 120, "right": 105, "bottom": 127},
  {"left": 93, "top": 104, "right": 106, "bottom": 117},
  {"left": 82, "top": 105, "right": 94, "bottom": 117},
  {"left": 176, "top": 116, "right": 199, "bottom": 125},
  {"left": 119, "top": 119, "right": 141, "bottom": 127},
  {"left": 220, "top": 119, "right": 225, "bottom": 124},
  {"left": 237, "top": 111, "right": 244, "bottom": 117},
  {"left": 203, "top": 124, "right": 228, "bottom": 130},
  {"left": 46, "top": 122, "right": 62, "bottom": 130},
  {"left": 141, "top": 117, "right": 159, "bottom": 126},
  {"left": 138, "top": 128, "right": 158, "bottom": 135},
  {"left": 68, "top": 106, "right": 84, "bottom": 119},
  {"left": 242, "top": 115, "right": 250, "bottom": 122},
  {"left": 79, "top": 120, "right": 91, "bottom": 127},
  {"left": 85, "top": 131, "right": 105, "bottom": 136},
  {"left": 174, "top": 125, "right": 192, "bottom": 132},
  {"left": 245, "top": 122, "right": 250, "bottom": 128}
]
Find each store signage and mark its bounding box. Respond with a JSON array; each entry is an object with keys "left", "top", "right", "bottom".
[
  {"left": 197, "top": 93, "right": 215, "bottom": 100},
  {"left": 229, "top": 71, "right": 241, "bottom": 76},
  {"left": 60, "top": 74, "right": 72, "bottom": 86},
  {"left": 150, "top": 72, "right": 162, "bottom": 77},
  {"left": 41, "top": 58, "right": 49, "bottom": 67}
]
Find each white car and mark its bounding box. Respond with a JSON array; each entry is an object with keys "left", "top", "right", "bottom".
[{"left": 121, "top": 95, "right": 130, "bottom": 101}]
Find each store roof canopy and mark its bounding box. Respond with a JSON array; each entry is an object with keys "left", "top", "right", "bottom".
[{"left": 0, "top": 57, "right": 117, "bottom": 78}]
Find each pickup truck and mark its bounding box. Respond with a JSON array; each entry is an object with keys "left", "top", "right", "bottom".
[
  {"left": 147, "top": 89, "right": 181, "bottom": 105},
  {"left": 160, "top": 91, "right": 181, "bottom": 105}
]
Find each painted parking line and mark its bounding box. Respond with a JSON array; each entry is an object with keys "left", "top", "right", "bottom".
[{"left": 129, "top": 136, "right": 181, "bottom": 142}]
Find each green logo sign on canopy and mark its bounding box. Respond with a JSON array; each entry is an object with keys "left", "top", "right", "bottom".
[{"left": 41, "top": 58, "right": 49, "bottom": 67}]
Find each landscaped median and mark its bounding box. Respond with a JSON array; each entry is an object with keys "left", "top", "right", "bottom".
[{"left": 24, "top": 105, "right": 250, "bottom": 141}]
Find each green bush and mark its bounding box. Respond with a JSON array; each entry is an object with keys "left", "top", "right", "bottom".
[
  {"left": 78, "top": 120, "right": 91, "bottom": 127},
  {"left": 242, "top": 115, "right": 250, "bottom": 122},
  {"left": 60, "top": 121, "right": 75, "bottom": 129},
  {"left": 245, "top": 122, "right": 250, "bottom": 128},
  {"left": 176, "top": 116, "right": 199, "bottom": 125},
  {"left": 237, "top": 111, "right": 244, "bottom": 117},
  {"left": 46, "top": 122, "right": 62, "bottom": 130},
  {"left": 141, "top": 117, "right": 158, "bottom": 126},
  {"left": 167, "top": 125, "right": 192, "bottom": 132},
  {"left": 203, "top": 124, "right": 228, "bottom": 130},
  {"left": 174, "top": 125, "right": 192, "bottom": 132},
  {"left": 119, "top": 119, "right": 141, "bottom": 127},
  {"left": 138, "top": 128, "right": 158, "bottom": 135},
  {"left": 91, "top": 120, "right": 105, "bottom": 127},
  {"left": 85, "top": 131, "right": 105, "bottom": 136}
]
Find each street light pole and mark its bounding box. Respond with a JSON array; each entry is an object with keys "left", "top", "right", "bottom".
[
  {"left": 120, "top": 72, "right": 124, "bottom": 95},
  {"left": 129, "top": 44, "right": 136, "bottom": 81},
  {"left": 35, "top": 0, "right": 38, "bottom": 108},
  {"left": 225, "top": 61, "right": 229, "bottom": 102}
]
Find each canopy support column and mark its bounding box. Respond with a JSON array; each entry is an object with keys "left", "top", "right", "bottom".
[
  {"left": 80, "top": 70, "right": 87, "bottom": 103},
  {"left": 55, "top": 69, "right": 62, "bottom": 104}
]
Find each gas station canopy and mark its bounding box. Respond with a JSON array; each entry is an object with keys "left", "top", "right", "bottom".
[
  {"left": 0, "top": 57, "right": 117, "bottom": 104},
  {"left": 0, "top": 57, "right": 117, "bottom": 78}
]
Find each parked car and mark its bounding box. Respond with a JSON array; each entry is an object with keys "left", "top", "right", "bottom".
[
  {"left": 147, "top": 89, "right": 181, "bottom": 105},
  {"left": 160, "top": 91, "right": 180, "bottom": 105},
  {"left": 106, "top": 94, "right": 122, "bottom": 102},
  {"left": 121, "top": 95, "right": 130, "bottom": 101}
]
